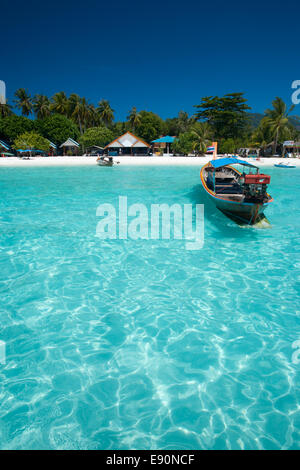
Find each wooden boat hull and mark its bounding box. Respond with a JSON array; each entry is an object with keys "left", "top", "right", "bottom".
[
  {"left": 97, "top": 161, "right": 113, "bottom": 166},
  {"left": 213, "top": 195, "right": 269, "bottom": 224},
  {"left": 200, "top": 163, "right": 273, "bottom": 225}
]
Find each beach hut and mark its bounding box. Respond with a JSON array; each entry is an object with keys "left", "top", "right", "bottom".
[
  {"left": 49, "top": 141, "right": 57, "bottom": 156},
  {"left": 282, "top": 140, "right": 300, "bottom": 157},
  {"left": 86, "top": 145, "right": 104, "bottom": 155},
  {"left": 60, "top": 137, "right": 80, "bottom": 156},
  {"left": 105, "top": 132, "right": 150, "bottom": 156},
  {"left": 152, "top": 136, "right": 176, "bottom": 155}
]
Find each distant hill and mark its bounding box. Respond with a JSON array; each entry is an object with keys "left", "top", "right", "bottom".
[
  {"left": 289, "top": 115, "right": 300, "bottom": 129},
  {"left": 247, "top": 112, "right": 300, "bottom": 130},
  {"left": 247, "top": 113, "right": 264, "bottom": 128}
]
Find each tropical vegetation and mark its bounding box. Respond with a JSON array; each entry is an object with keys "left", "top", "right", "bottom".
[
  {"left": 13, "top": 132, "right": 51, "bottom": 156},
  {"left": 0, "top": 88, "right": 299, "bottom": 155}
]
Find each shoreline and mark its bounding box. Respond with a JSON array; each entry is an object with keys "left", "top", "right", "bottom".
[{"left": 1, "top": 155, "right": 300, "bottom": 167}]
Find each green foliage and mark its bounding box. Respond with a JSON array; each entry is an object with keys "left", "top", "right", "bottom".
[
  {"left": 250, "top": 119, "right": 273, "bottom": 148},
  {"left": 218, "top": 138, "right": 236, "bottom": 154},
  {"left": 164, "top": 111, "right": 195, "bottom": 136},
  {"left": 190, "top": 122, "right": 212, "bottom": 155},
  {"left": 33, "top": 94, "right": 51, "bottom": 119},
  {"left": 97, "top": 100, "right": 114, "bottom": 127},
  {"left": 127, "top": 107, "right": 141, "bottom": 132},
  {"left": 0, "top": 102, "right": 13, "bottom": 118},
  {"left": 263, "top": 97, "right": 294, "bottom": 154},
  {"left": 5, "top": 86, "right": 300, "bottom": 158},
  {"left": 0, "top": 115, "right": 34, "bottom": 142},
  {"left": 164, "top": 118, "right": 180, "bottom": 136},
  {"left": 172, "top": 122, "right": 212, "bottom": 155},
  {"left": 135, "top": 111, "right": 164, "bottom": 143},
  {"left": 79, "top": 127, "right": 114, "bottom": 148},
  {"left": 194, "top": 93, "right": 251, "bottom": 140},
  {"left": 14, "top": 88, "right": 33, "bottom": 116},
  {"left": 68, "top": 94, "right": 91, "bottom": 134},
  {"left": 51, "top": 92, "right": 69, "bottom": 115},
  {"left": 35, "top": 114, "right": 79, "bottom": 145},
  {"left": 172, "top": 132, "right": 195, "bottom": 155},
  {"left": 13, "top": 131, "right": 50, "bottom": 152},
  {"left": 113, "top": 121, "right": 129, "bottom": 138}
]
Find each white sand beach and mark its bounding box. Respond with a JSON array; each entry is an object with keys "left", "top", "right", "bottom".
[{"left": 1, "top": 155, "right": 300, "bottom": 167}]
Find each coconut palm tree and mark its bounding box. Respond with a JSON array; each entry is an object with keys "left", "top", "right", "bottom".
[
  {"left": 79, "top": 97, "right": 91, "bottom": 133},
  {"left": 264, "top": 97, "right": 294, "bottom": 155},
  {"left": 127, "top": 106, "right": 141, "bottom": 132},
  {"left": 190, "top": 122, "right": 212, "bottom": 155},
  {"left": 33, "top": 94, "right": 51, "bottom": 119},
  {"left": 14, "top": 88, "right": 33, "bottom": 116},
  {"left": 68, "top": 93, "right": 83, "bottom": 133},
  {"left": 87, "top": 103, "right": 99, "bottom": 128},
  {"left": 51, "top": 91, "right": 69, "bottom": 116},
  {"left": 0, "top": 101, "right": 13, "bottom": 118},
  {"left": 97, "top": 99, "right": 114, "bottom": 127},
  {"left": 68, "top": 94, "right": 91, "bottom": 134},
  {"left": 250, "top": 120, "right": 272, "bottom": 153},
  {"left": 178, "top": 110, "right": 194, "bottom": 133}
]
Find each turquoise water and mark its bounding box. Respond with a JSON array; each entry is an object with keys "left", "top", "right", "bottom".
[{"left": 0, "top": 165, "right": 299, "bottom": 450}]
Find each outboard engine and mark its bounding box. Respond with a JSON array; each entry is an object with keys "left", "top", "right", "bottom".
[{"left": 242, "top": 173, "right": 271, "bottom": 201}]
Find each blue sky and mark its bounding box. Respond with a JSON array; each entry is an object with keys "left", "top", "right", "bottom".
[{"left": 1, "top": 0, "right": 300, "bottom": 120}]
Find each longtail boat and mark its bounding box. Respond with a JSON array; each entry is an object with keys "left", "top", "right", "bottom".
[
  {"left": 200, "top": 157, "right": 273, "bottom": 225},
  {"left": 274, "top": 162, "right": 296, "bottom": 168},
  {"left": 97, "top": 156, "right": 114, "bottom": 166}
]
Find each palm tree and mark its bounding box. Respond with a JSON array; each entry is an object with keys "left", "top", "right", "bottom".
[
  {"left": 51, "top": 91, "right": 69, "bottom": 116},
  {"left": 79, "top": 97, "right": 91, "bottom": 133},
  {"left": 97, "top": 99, "right": 114, "bottom": 127},
  {"left": 127, "top": 106, "right": 141, "bottom": 132},
  {"left": 178, "top": 110, "right": 193, "bottom": 133},
  {"left": 68, "top": 93, "right": 83, "bottom": 133},
  {"left": 190, "top": 122, "right": 212, "bottom": 155},
  {"left": 264, "top": 97, "right": 294, "bottom": 155},
  {"left": 14, "top": 88, "right": 32, "bottom": 116},
  {"left": 87, "top": 104, "right": 99, "bottom": 128},
  {"left": 250, "top": 121, "right": 272, "bottom": 153},
  {"left": 0, "top": 101, "right": 13, "bottom": 118},
  {"left": 33, "top": 94, "right": 51, "bottom": 119},
  {"left": 68, "top": 94, "right": 91, "bottom": 134}
]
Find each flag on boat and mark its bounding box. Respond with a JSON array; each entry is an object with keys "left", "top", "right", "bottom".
[{"left": 207, "top": 146, "right": 215, "bottom": 152}]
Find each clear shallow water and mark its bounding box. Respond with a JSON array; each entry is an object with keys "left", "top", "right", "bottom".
[{"left": 0, "top": 165, "right": 299, "bottom": 450}]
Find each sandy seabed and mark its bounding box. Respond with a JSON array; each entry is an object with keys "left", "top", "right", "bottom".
[{"left": 1, "top": 155, "right": 300, "bottom": 167}]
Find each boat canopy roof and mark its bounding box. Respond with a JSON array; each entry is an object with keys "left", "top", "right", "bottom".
[{"left": 210, "top": 157, "right": 257, "bottom": 169}]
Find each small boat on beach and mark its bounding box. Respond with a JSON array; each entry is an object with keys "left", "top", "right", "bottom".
[
  {"left": 274, "top": 162, "right": 296, "bottom": 168},
  {"left": 200, "top": 157, "right": 273, "bottom": 225},
  {"left": 96, "top": 156, "right": 117, "bottom": 166}
]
